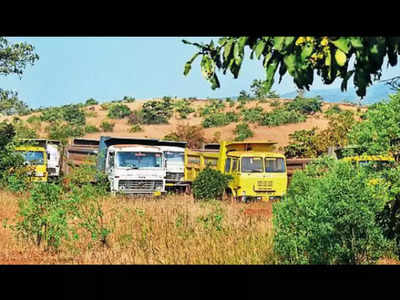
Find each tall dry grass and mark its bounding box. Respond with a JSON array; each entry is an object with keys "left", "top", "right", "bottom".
[{"left": 0, "top": 190, "right": 277, "bottom": 264}]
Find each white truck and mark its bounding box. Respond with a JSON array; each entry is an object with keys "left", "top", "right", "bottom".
[
  {"left": 97, "top": 137, "right": 174, "bottom": 195},
  {"left": 159, "top": 144, "right": 186, "bottom": 190}
]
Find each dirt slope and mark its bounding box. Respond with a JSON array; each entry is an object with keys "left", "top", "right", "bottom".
[{"left": 1, "top": 98, "right": 362, "bottom": 150}]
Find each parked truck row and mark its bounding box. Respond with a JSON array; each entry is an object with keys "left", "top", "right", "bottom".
[{"left": 12, "top": 137, "right": 397, "bottom": 202}]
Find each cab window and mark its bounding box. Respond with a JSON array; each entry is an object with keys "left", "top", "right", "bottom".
[
  {"left": 241, "top": 157, "right": 263, "bottom": 173},
  {"left": 225, "top": 157, "right": 231, "bottom": 173},
  {"left": 232, "top": 158, "right": 238, "bottom": 172},
  {"left": 265, "top": 157, "right": 286, "bottom": 172}
]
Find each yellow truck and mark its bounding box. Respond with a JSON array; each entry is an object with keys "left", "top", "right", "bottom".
[
  {"left": 15, "top": 145, "right": 48, "bottom": 182},
  {"left": 342, "top": 154, "right": 395, "bottom": 170},
  {"left": 184, "top": 141, "right": 287, "bottom": 202}
]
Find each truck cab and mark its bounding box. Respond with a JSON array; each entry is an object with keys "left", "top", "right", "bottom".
[
  {"left": 185, "top": 141, "right": 287, "bottom": 202},
  {"left": 15, "top": 145, "right": 48, "bottom": 182},
  {"left": 159, "top": 145, "right": 185, "bottom": 189}
]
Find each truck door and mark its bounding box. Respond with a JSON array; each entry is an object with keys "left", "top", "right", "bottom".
[{"left": 231, "top": 158, "right": 240, "bottom": 195}]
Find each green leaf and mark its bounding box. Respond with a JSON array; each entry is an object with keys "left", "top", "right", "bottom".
[
  {"left": 335, "top": 49, "right": 347, "bottom": 67},
  {"left": 224, "top": 40, "right": 234, "bottom": 60},
  {"left": 263, "top": 52, "right": 272, "bottom": 68},
  {"left": 273, "top": 37, "right": 285, "bottom": 51},
  {"left": 265, "top": 59, "right": 279, "bottom": 91},
  {"left": 301, "top": 43, "right": 314, "bottom": 61},
  {"left": 350, "top": 37, "right": 363, "bottom": 49},
  {"left": 183, "top": 53, "right": 200, "bottom": 76},
  {"left": 283, "top": 54, "right": 296, "bottom": 75},
  {"left": 255, "top": 40, "right": 266, "bottom": 59},
  {"left": 331, "top": 38, "right": 351, "bottom": 54}
]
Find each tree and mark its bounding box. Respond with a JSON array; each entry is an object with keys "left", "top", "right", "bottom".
[
  {"left": 183, "top": 37, "right": 400, "bottom": 99},
  {"left": 250, "top": 79, "right": 280, "bottom": 99},
  {"left": 0, "top": 37, "right": 39, "bottom": 115}
]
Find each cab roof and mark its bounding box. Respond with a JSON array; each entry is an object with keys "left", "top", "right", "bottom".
[
  {"left": 227, "top": 151, "right": 285, "bottom": 158},
  {"left": 15, "top": 146, "right": 46, "bottom": 152}
]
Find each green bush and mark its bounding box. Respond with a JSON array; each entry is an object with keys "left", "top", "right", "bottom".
[
  {"left": 129, "top": 124, "right": 143, "bottom": 133},
  {"left": 84, "top": 125, "right": 100, "bottom": 133},
  {"left": 285, "top": 96, "right": 323, "bottom": 115},
  {"left": 259, "top": 108, "right": 306, "bottom": 126},
  {"left": 46, "top": 122, "right": 85, "bottom": 141},
  {"left": 234, "top": 123, "right": 253, "bottom": 141},
  {"left": 123, "top": 96, "right": 135, "bottom": 103},
  {"left": 100, "top": 121, "right": 115, "bottom": 132},
  {"left": 199, "top": 100, "right": 225, "bottom": 117},
  {"left": 173, "top": 99, "right": 195, "bottom": 119},
  {"left": 202, "top": 112, "right": 239, "bottom": 128},
  {"left": 273, "top": 157, "right": 392, "bottom": 264},
  {"left": 241, "top": 107, "right": 264, "bottom": 123},
  {"left": 40, "top": 105, "right": 86, "bottom": 126},
  {"left": 127, "top": 110, "right": 144, "bottom": 125},
  {"left": 192, "top": 168, "right": 233, "bottom": 201},
  {"left": 85, "top": 98, "right": 98, "bottom": 106},
  {"left": 107, "top": 104, "right": 132, "bottom": 119},
  {"left": 140, "top": 98, "right": 173, "bottom": 124}
]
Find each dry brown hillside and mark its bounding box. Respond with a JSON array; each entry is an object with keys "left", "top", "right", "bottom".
[{"left": 0, "top": 98, "right": 363, "bottom": 150}]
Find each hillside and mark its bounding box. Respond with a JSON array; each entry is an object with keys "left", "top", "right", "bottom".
[{"left": 0, "top": 98, "right": 362, "bottom": 150}]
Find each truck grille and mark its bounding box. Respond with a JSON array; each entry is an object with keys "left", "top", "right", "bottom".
[
  {"left": 256, "top": 180, "right": 273, "bottom": 191},
  {"left": 48, "top": 168, "right": 56, "bottom": 175},
  {"left": 118, "top": 180, "right": 163, "bottom": 192},
  {"left": 166, "top": 172, "right": 183, "bottom": 181}
]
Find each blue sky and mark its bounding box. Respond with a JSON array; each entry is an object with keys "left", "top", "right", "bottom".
[{"left": 2, "top": 37, "right": 400, "bottom": 109}]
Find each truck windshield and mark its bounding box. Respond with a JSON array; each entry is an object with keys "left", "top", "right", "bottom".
[
  {"left": 241, "top": 157, "right": 263, "bottom": 173},
  {"left": 165, "top": 151, "right": 184, "bottom": 164},
  {"left": 17, "top": 151, "right": 44, "bottom": 165},
  {"left": 265, "top": 157, "right": 286, "bottom": 173},
  {"left": 116, "top": 152, "right": 162, "bottom": 169}
]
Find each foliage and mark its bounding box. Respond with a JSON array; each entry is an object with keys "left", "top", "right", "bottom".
[
  {"left": 259, "top": 108, "right": 306, "bottom": 126},
  {"left": 84, "top": 125, "right": 100, "bottom": 133},
  {"left": 14, "top": 121, "right": 38, "bottom": 139},
  {"left": 107, "top": 104, "right": 132, "bottom": 119},
  {"left": 234, "top": 123, "right": 253, "bottom": 141},
  {"left": 46, "top": 122, "right": 85, "bottom": 142},
  {"left": 129, "top": 124, "right": 143, "bottom": 133},
  {"left": 273, "top": 157, "right": 392, "bottom": 264},
  {"left": 250, "top": 79, "right": 280, "bottom": 99},
  {"left": 123, "top": 96, "right": 135, "bottom": 103},
  {"left": 285, "top": 96, "right": 323, "bottom": 115},
  {"left": 173, "top": 99, "right": 195, "bottom": 119},
  {"left": 140, "top": 98, "right": 173, "bottom": 124},
  {"left": 202, "top": 112, "right": 239, "bottom": 128},
  {"left": 0, "top": 89, "right": 31, "bottom": 116},
  {"left": 183, "top": 36, "right": 400, "bottom": 99},
  {"left": 347, "top": 91, "right": 400, "bottom": 155},
  {"left": 192, "top": 167, "right": 233, "bottom": 201},
  {"left": 85, "top": 98, "right": 98, "bottom": 106},
  {"left": 284, "top": 110, "right": 356, "bottom": 158},
  {"left": 127, "top": 110, "right": 144, "bottom": 125},
  {"left": 40, "top": 104, "right": 86, "bottom": 126},
  {"left": 324, "top": 104, "right": 342, "bottom": 116},
  {"left": 225, "top": 97, "right": 235, "bottom": 107},
  {"left": 241, "top": 107, "right": 264, "bottom": 123},
  {"left": 199, "top": 99, "right": 225, "bottom": 117},
  {"left": 100, "top": 120, "right": 115, "bottom": 132},
  {"left": 164, "top": 124, "right": 206, "bottom": 149}
]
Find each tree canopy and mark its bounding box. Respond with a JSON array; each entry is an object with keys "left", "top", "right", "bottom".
[
  {"left": 0, "top": 37, "right": 39, "bottom": 115},
  {"left": 183, "top": 37, "right": 400, "bottom": 99}
]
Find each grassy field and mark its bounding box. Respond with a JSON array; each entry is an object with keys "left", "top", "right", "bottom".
[{"left": 0, "top": 190, "right": 277, "bottom": 264}]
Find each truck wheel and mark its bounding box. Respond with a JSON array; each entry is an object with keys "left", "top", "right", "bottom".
[{"left": 185, "top": 184, "right": 191, "bottom": 195}]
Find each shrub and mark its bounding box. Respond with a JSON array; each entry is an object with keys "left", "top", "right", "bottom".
[
  {"left": 241, "top": 107, "right": 264, "bottom": 123},
  {"left": 285, "top": 96, "right": 323, "bottom": 115},
  {"left": 199, "top": 100, "right": 225, "bottom": 117},
  {"left": 85, "top": 98, "right": 98, "bottom": 106},
  {"left": 283, "top": 128, "right": 321, "bottom": 158},
  {"left": 107, "top": 104, "right": 132, "bottom": 119},
  {"left": 100, "top": 120, "right": 115, "bottom": 132},
  {"left": 259, "top": 108, "right": 306, "bottom": 126},
  {"left": 270, "top": 99, "right": 281, "bottom": 107},
  {"left": 14, "top": 122, "right": 38, "bottom": 139},
  {"left": 234, "top": 123, "right": 253, "bottom": 141},
  {"left": 46, "top": 122, "right": 85, "bottom": 142},
  {"left": 84, "top": 125, "right": 100, "bottom": 133},
  {"left": 127, "top": 110, "right": 144, "bottom": 125},
  {"left": 273, "top": 157, "right": 392, "bottom": 264},
  {"left": 129, "top": 124, "right": 143, "bottom": 133},
  {"left": 324, "top": 104, "right": 342, "bottom": 116},
  {"left": 202, "top": 112, "right": 239, "bottom": 128},
  {"left": 141, "top": 98, "right": 173, "bottom": 124},
  {"left": 164, "top": 124, "right": 206, "bottom": 149},
  {"left": 84, "top": 110, "right": 98, "bottom": 118},
  {"left": 61, "top": 105, "right": 86, "bottom": 126},
  {"left": 123, "top": 96, "right": 135, "bottom": 103},
  {"left": 192, "top": 168, "right": 233, "bottom": 201},
  {"left": 173, "top": 99, "right": 195, "bottom": 119}
]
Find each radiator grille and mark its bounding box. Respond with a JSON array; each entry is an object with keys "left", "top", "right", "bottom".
[
  {"left": 119, "top": 180, "right": 163, "bottom": 192},
  {"left": 256, "top": 181, "right": 273, "bottom": 191}
]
